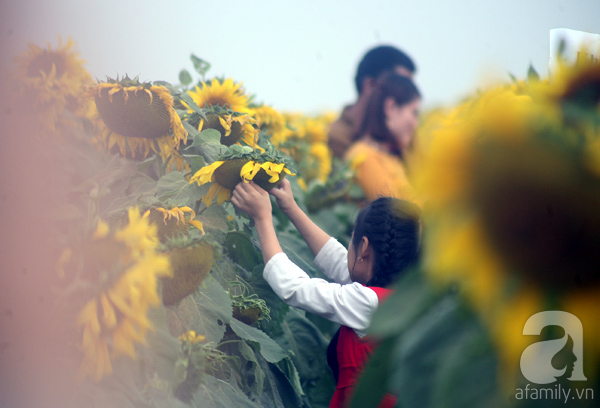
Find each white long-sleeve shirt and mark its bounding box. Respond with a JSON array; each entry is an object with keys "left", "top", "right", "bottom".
[{"left": 263, "top": 237, "right": 380, "bottom": 338}]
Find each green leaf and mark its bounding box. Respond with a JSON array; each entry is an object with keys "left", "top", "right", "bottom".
[
  {"left": 276, "top": 356, "right": 305, "bottom": 398},
  {"left": 179, "top": 69, "right": 193, "bottom": 87},
  {"left": 350, "top": 336, "right": 397, "bottom": 408},
  {"left": 223, "top": 231, "right": 262, "bottom": 273},
  {"left": 527, "top": 64, "right": 540, "bottom": 82},
  {"left": 190, "top": 129, "right": 222, "bottom": 146},
  {"left": 191, "top": 276, "right": 233, "bottom": 344},
  {"left": 192, "top": 374, "right": 256, "bottom": 408},
  {"left": 368, "top": 268, "right": 441, "bottom": 338},
  {"left": 156, "top": 171, "right": 188, "bottom": 198},
  {"left": 190, "top": 54, "right": 211, "bottom": 79},
  {"left": 236, "top": 340, "right": 265, "bottom": 400},
  {"left": 179, "top": 92, "right": 204, "bottom": 115},
  {"left": 183, "top": 154, "right": 206, "bottom": 175},
  {"left": 273, "top": 308, "right": 329, "bottom": 382},
  {"left": 229, "top": 318, "right": 287, "bottom": 363},
  {"left": 385, "top": 295, "right": 473, "bottom": 407}
]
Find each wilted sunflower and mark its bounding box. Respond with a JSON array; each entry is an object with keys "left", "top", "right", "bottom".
[
  {"left": 83, "top": 76, "right": 188, "bottom": 169},
  {"left": 415, "top": 77, "right": 600, "bottom": 388},
  {"left": 189, "top": 145, "right": 296, "bottom": 207},
  {"left": 199, "top": 106, "right": 259, "bottom": 148},
  {"left": 187, "top": 78, "right": 250, "bottom": 112},
  {"left": 71, "top": 208, "right": 172, "bottom": 381},
  {"left": 13, "top": 37, "right": 92, "bottom": 132}
]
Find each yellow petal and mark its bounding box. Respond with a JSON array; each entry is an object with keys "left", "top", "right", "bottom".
[
  {"left": 188, "top": 219, "right": 205, "bottom": 234},
  {"left": 100, "top": 293, "right": 117, "bottom": 329},
  {"left": 93, "top": 220, "right": 110, "bottom": 239}
]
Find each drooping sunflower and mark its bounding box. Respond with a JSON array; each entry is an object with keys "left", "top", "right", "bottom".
[
  {"left": 187, "top": 78, "right": 250, "bottom": 113},
  {"left": 189, "top": 144, "right": 296, "bottom": 207},
  {"left": 83, "top": 76, "right": 188, "bottom": 169},
  {"left": 198, "top": 105, "right": 259, "bottom": 148},
  {"left": 13, "top": 37, "right": 92, "bottom": 133},
  {"left": 415, "top": 73, "right": 600, "bottom": 389},
  {"left": 70, "top": 207, "right": 172, "bottom": 381},
  {"left": 160, "top": 235, "right": 215, "bottom": 306},
  {"left": 142, "top": 206, "right": 205, "bottom": 243}
]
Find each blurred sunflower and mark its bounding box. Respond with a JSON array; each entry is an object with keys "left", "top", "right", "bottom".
[
  {"left": 188, "top": 78, "right": 250, "bottom": 113},
  {"left": 83, "top": 76, "right": 188, "bottom": 170},
  {"left": 306, "top": 142, "right": 333, "bottom": 183},
  {"left": 415, "top": 72, "right": 600, "bottom": 388},
  {"left": 13, "top": 37, "right": 92, "bottom": 133},
  {"left": 251, "top": 104, "right": 292, "bottom": 146},
  {"left": 189, "top": 145, "right": 295, "bottom": 207},
  {"left": 73, "top": 208, "right": 172, "bottom": 381}
]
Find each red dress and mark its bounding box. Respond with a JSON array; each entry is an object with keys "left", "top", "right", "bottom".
[{"left": 329, "top": 286, "right": 398, "bottom": 408}]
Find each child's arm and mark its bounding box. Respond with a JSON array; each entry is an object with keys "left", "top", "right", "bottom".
[
  {"left": 230, "top": 181, "right": 282, "bottom": 264},
  {"left": 270, "top": 179, "right": 351, "bottom": 284},
  {"left": 269, "top": 179, "right": 330, "bottom": 257},
  {"left": 232, "top": 181, "right": 378, "bottom": 335}
]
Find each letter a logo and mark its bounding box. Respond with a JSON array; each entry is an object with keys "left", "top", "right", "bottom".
[{"left": 520, "top": 311, "right": 587, "bottom": 384}]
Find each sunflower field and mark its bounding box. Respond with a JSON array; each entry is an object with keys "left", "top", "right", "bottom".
[
  {"left": 2, "top": 37, "right": 600, "bottom": 408},
  {"left": 3, "top": 39, "right": 362, "bottom": 408}
]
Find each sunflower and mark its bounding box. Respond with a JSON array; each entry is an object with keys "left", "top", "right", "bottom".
[
  {"left": 198, "top": 106, "right": 259, "bottom": 148},
  {"left": 83, "top": 76, "right": 188, "bottom": 169},
  {"left": 306, "top": 142, "right": 333, "bottom": 183},
  {"left": 189, "top": 145, "right": 296, "bottom": 207},
  {"left": 415, "top": 75, "right": 600, "bottom": 389},
  {"left": 187, "top": 78, "right": 250, "bottom": 113},
  {"left": 251, "top": 104, "right": 292, "bottom": 146},
  {"left": 71, "top": 208, "right": 172, "bottom": 381},
  {"left": 13, "top": 37, "right": 92, "bottom": 133},
  {"left": 160, "top": 236, "right": 215, "bottom": 306}
]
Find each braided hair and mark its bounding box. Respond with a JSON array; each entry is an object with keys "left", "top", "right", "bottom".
[{"left": 352, "top": 197, "right": 421, "bottom": 288}]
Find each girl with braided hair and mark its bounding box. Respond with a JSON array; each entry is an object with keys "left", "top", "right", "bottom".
[{"left": 232, "top": 178, "right": 421, "bottom": 408}]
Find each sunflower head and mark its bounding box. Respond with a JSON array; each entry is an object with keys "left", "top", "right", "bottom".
[
  {"left": 229, "top": 287, "right": 271, "bottom": 326},
  {"left": 161, "top": 236, "right": 215, "bottom": 306},
  {"left": 68, "top": 208, "right": 171, "bottom": 381},
  {"left": 83, "top": 76, "right": 187, "bottom": 165},
  {"left": 471, "top": 127, "right": 600, "bottom": 289},
  {"left": 187, "top": 78, "right": 250, "bottom": 112},
  {"left": 189, "top": 144, "right": 296, "bottom": 207},
  {"left": 251, "top": 104, "right": 292, "bottom": 146},
  {"left": 142, "top": 206, "right": 204, "bottom": 243},
  {"left": 13, "top": 37, "right": 92, "bottom": 133},
  {"left": 199, "top": 105, "right": 258, "bottom": 147}
]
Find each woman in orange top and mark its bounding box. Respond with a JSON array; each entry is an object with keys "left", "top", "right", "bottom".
[{"left": 345, "top": 72, "right": 421, "bottom": 203}]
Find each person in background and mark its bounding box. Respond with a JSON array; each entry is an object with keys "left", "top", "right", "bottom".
[
  {"left": 345, "top": 72, "right": 421, "bottom": 203},
  {"left": 328, "top": 45, "right": 416, "bottom": 158},
  {"left": 231, "top": 179, "right": 421, "bottom": 408}
]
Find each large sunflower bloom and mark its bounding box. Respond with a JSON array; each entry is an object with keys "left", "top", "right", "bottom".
[
  {"left": 74, "top": 208, "right": 172, "bottom": 381},
  {"left": 13, "top": 37, "right": 92, "bottom": 133},
  {"left": 415, "top": 76, "right": 600, "bottom": 389},
  {"left": 189, "top": 147, "right": 295, "bottom": 207},
  {"left": 83, "top": 77, "right": 188, "bottom": 169},
  {"left": 188, "top": 78, "right": 250, "bottom": 113}
]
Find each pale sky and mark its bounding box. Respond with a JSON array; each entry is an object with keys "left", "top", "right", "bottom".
[{"left": 2, "top": 0, "right": 600, "bottom": 113}]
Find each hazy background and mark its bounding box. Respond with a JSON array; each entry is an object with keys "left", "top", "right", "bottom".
[{"left": 2, "top": 0, "right": 600, "bottom": 113}]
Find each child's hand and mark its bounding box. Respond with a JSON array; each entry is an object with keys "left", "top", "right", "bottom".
[
  {"left": 231, "top": 181, "right": 272, "bottom": 222},
  {"left": 269, "top": 179, "right": 297, "bottom": 215}
]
